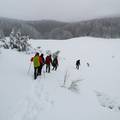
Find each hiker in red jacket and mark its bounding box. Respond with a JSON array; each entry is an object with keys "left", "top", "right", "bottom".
[
  {"left": 38, "top": 55, "right": 43, "bottom": 75},
  {"left": 45, "top": 55, "right": 52, "bottom": 73},
  {"left": 38, "top": 53, "right": 45, "bottom": 75}
]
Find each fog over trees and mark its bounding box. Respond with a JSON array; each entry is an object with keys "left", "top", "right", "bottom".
[{"left": 0, "top": 17, "right": 120, "bottom": 39}]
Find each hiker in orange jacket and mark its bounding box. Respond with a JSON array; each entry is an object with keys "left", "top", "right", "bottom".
[{"left": 38, "top": 54, "right": 44, "bottom": 75}]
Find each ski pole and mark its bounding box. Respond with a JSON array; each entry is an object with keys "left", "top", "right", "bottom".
[
  {"left": 43, "top": 64, "right": 46, "bottom": 79},
  {"left": 27, "top": 62, "right": 32, "bottom": 74}
]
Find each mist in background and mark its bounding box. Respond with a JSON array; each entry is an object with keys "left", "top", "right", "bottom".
[{"left": 0, "top": 0, "right": 120, "bottom": 21}]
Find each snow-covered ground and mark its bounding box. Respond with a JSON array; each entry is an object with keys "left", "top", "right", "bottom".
[{"left": 0, "top": 37, "right": 120, "bottom": 120}]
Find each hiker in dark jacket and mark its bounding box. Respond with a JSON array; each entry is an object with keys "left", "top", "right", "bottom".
[
  {"left": 52, "top": 56, "right": 58, "bottom": 71},
  {"left": 41, "top": 53, "right": 45, "bottom": 64},
  {"left": 76, "top": 59, "right": 80, "bottom": 70},
  {"left": 45, "top": 55, "right": 52, "bottom": 73}
]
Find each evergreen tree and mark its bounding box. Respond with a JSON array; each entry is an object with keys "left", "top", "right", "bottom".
[{"left": 9, "top": 28, "right": 31, "bottom": 52}]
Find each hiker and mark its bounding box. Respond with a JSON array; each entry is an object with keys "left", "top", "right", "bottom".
[
  {"left": 31, "top": 52, "right": 41, "bottom": 80},
  {"left": 41, "top": 53, "right": 45, "bottom": 65},
  {"left": 38, "top": 53, "right": 45, "bottom": 75},
  {"left": 45, "top": 55, "right": 52, "bottom": 73},
  {"left": 52, "top": 56, "right": 58, "bottom": 71},
  {"left": 86, "top": 62, "right": 90, "bottom": 67},
  {"left": 76, "top": 59, "right": 80, "bottom": 70}
]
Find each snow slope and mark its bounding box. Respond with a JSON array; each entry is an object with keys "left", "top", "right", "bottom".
[{"left": 0, "top": 37, "right": 120, "bottom": 120}]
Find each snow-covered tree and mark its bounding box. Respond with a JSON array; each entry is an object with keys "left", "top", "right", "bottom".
[
  {"left": 0, "top": 30, "right": 9, "bottom": 49},
  {"left": 9, "top": 28, "right": 31, "bottom": 52},
  {"left": 9, "top": 28, "right": 16, "bottom": 49}
]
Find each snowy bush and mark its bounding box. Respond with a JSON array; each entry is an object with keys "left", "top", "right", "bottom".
[
  {"left": 68, "top": 80, "right": 80, "bottom": 93},
  {"left": 9, "top": 29, "right": 32, "bottom": 52},
  {"left": 0, "top": 30, "right": 9, "bottom": 49},
  {"left": 0, "top": 38, "right": 9, "bottom": 49},
  {"left": 2, "top": 42, "right": 9, "bottom": 49},
  {"left": 61, "top": 69, "right": 82, "bottom": 93}
]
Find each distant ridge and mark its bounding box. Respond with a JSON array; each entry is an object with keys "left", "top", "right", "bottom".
[{"left": 0, "top": 16, "right": 120, "bottom": 39}]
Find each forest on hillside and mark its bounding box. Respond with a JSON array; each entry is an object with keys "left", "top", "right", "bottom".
[{"left": 0, "top": 17, "right": 120, "bottom": 39}]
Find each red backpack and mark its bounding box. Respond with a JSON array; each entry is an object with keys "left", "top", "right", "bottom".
[{"left": 46, "top": 56, "right": 51, "bottom": 64}]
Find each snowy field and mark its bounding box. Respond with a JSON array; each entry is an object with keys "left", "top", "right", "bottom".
[{"left": 0, "top": 37, "right": 120, "bottom": 120}]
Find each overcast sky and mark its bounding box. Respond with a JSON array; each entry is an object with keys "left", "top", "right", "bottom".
[{"left": 0, "top": 0, "right": 120, "bottom": 21}]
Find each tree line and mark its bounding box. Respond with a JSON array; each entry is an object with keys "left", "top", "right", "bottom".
[{"left": 0, "top": 17, "right": 120, "bottom": 39}]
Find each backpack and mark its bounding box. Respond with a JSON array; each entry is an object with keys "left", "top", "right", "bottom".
[
  {"left": 76, "top": 60, "right": 80, "bottom": 65},
  {"left": 46, "top": 56, "right": 51, "bottom": 64},
  {"left": 52, "top": 58, "right": 58, "bottom": 66},
  {"left": 33, "top": 56, "right": 40, "bottom": 67}
]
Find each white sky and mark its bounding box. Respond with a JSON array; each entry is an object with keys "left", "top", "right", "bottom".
[{"left": 0, "top": 0, "right": 120, "bottom": 21}]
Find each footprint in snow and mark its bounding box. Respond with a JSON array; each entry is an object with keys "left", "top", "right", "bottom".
[{"left": 95, "top": 90, "right": 120, "bottom": 111}]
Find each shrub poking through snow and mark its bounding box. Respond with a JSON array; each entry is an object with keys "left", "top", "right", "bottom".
[
  {"left": 68, "top": 80, "right": 80, "bottom": 93},
  {"left": 61, "top": 70, "right": 81, "bottom": 93}
]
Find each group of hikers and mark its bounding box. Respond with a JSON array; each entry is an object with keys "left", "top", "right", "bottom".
[
  {"left": 31, "top": 52, "right": 82, "bottom": 80},
  {"left": 31, "top": 52, "right": 58, "bottom": 80}
]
